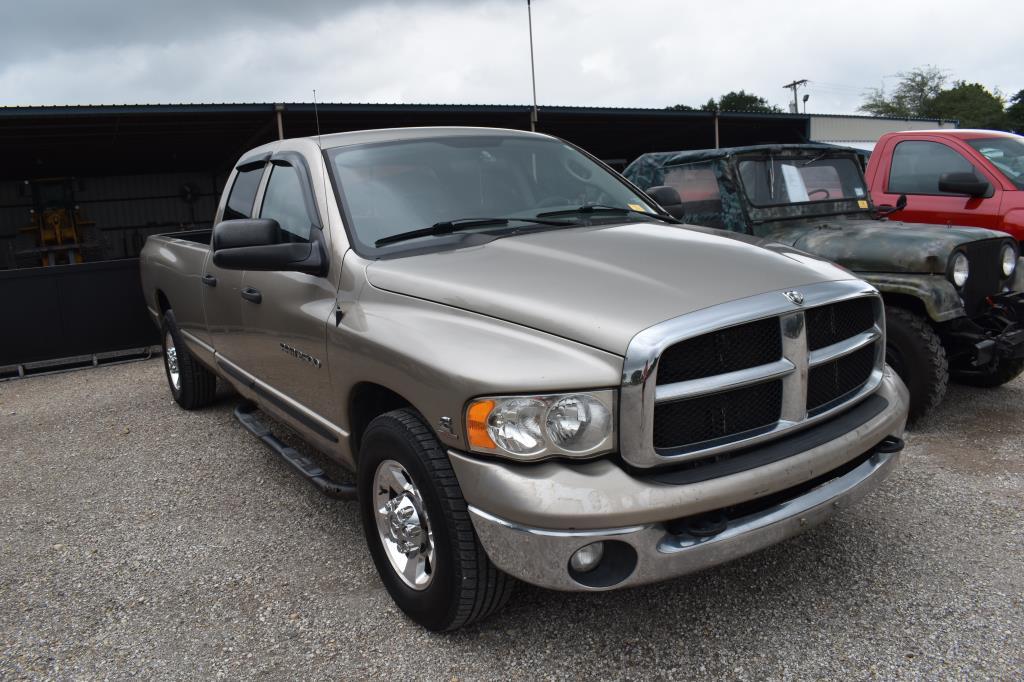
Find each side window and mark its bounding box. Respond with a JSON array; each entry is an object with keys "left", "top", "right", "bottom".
[
  {"left": 663, "top": 162, "right": 724, "bottom": 219},
  {"left": 888, "top": 140, "right": 977, "bottom": 195},
  {"left": 259, "top": 163, "right": 313, "bottom": 242},
  {"left": 223, "top": 166, "right": 265, "bottom": 220}
]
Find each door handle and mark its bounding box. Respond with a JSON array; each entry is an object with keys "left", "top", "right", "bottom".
[
  {"left": 241, "top": 287, "right": 262, "bottom": 304},
  {"left": 201, "top": 273, "right": 217, "bottom": 287}
]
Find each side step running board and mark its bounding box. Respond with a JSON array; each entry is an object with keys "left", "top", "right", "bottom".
[{"left": 234, "top": 401, "right": 357, "bottom": 500}]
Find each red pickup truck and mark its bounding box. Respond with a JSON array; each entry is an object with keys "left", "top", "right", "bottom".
[{"left": 865, "top": 129, "right": 1024, "bottom": 244}]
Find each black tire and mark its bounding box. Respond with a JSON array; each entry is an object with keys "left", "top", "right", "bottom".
[
  {"left": 884, "top": 306, "right": 949, "bottom": 423},
  {"left": 358, "top": 408, "right": 514, "bottom": 631},
  {"left": 160, "top": 309, "right": 217, "bottom": 410},
  {"left": 951, "top": 357, "right": 1024, "bottom": 388}
]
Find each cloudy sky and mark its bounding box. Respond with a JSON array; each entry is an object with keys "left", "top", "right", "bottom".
[{"left": 2, "top": 0, "right": 1020, "bottom": 114}]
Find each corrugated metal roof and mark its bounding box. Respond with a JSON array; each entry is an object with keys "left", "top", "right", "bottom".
[
  {"left": 0, "top": 102, "right": 814, "bottom": 120},
  {"left": 0, "top": 102, "right": 957, "bottom": 123}
]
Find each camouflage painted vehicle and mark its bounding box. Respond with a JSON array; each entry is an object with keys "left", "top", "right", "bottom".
[{"left": 624, "top": 144, "right": 1024, "bottom": 422}]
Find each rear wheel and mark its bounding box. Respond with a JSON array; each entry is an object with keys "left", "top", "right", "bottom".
[
  {"left": 161, "top": 309, "right": 217, "bottom": 410},
  {"left": 951, "top": 357, "right": 1024, "bottom": 388},
  {"left": 884, "top": 305, "right": 948, "bottom": 423},
  {"left": 358, "top": 408, "right": 514, "bottom": 631}
]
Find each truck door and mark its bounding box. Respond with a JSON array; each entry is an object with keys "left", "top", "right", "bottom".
[
  {"left": 202, "top": 157, "right": 268, "bottom": 366},
  {"left": 234, "top": 153, "right": 337, "bottom": 423},
  {"left": 880, "top": 138, "right": 1002, "bottom": 228}
]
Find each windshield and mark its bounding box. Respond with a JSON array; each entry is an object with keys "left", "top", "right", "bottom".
[
  {"left": 326, "top": 135, "right": 657, "bottom": 253},
  {"left": 967, "top": 136, "right": 1024, "bottom": 190},
  {"left": 737, "top": 155, "right": 869, "bottom": 207}
]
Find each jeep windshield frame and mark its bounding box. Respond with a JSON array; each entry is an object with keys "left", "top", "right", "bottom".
[
  {"left": 735, "top": 152, "right": 872, "bottom": 211},
  {"left": 323, "top": 133, "right": 662, "bottom": 258}
]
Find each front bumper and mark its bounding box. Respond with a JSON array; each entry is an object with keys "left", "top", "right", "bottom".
[
  {"left": 453, "top": 369, "right": 908, "bottom": 591},
  {"left": 946, "top": 291, "right": 1024, "bottom": 366}
]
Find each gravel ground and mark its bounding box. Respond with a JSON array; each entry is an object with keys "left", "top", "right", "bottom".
[{"left": 1, "top": 359, "right": 1022, "bottom": 680}]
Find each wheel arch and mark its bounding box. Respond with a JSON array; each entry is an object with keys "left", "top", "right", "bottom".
[
  {"left": 349, "top": 382, "right": 415, "bottom": 458},
  {"left": 861, "top": 273, "right": 965, "bottom": 323},
  {"left": 156, "top": 289, "right": 172, "bottom": 315}
]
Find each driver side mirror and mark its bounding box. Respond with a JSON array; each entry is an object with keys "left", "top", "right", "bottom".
[
  {"left": 211, "top": 219, "right": 327, "bottom": 276},
  {"left": 938, "top": 172, "right": 991, "bottom": 198},
  {"left": 645, "top": 186, "right": 685, "bottom": 219}
]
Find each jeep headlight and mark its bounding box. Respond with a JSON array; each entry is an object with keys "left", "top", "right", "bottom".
[
  {"left": 465, "top": 391, "right": 616, "bottom": 460},
  {"left": 1001, "top": 243, "right": 1017, "bottom": 277},
  {"left": 950, "top": 252, "right": 969, "bottom": 288}
]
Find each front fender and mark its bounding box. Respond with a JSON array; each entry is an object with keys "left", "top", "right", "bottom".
[
  {"left": 1000, "top": 209, "right": 1024, "bottom": 243},
  {"left": 860, "top": 273, "right": 965, "bottom": 322},
  {"left": 327, "top": 281, "right": 623, "bottom": 468}
]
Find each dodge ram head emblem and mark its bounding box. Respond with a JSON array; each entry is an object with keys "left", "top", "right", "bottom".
[{"left": 784, "top": 290, "right": 805, "bottom": 305}]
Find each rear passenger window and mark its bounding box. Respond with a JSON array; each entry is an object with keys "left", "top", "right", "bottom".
[
  {"left": 259, "top": 164, "right": 313, "bottom": 242},
  {"left": 888, "top": 141, "right": 978, "bottom": 195},
  {"left": 663, "top": 162, "right": 724, "bottom": 221},
  {"left": 223, "top": 166, "right": 265, "bottom": 220}
]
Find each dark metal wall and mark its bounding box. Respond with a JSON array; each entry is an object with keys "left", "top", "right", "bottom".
[{"left": 0, "top": 259, "right": 156, "bottom": 367}]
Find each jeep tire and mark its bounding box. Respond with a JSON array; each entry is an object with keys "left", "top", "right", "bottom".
[{"left": 884, "top": 306, "right": 948, "bottom": 423}]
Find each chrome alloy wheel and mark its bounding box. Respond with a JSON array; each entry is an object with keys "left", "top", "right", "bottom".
[
  {"left": 164, "top": 331, "right": 181, "bottom": 390},
  {"left": 373, "top": 459, "right": 435, "bottom": 590}
]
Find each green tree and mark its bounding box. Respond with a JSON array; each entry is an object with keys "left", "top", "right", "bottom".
[
  {"left": 1005, "top": 90, "right": 1024, "bottom": 133},
  {"left": 860, "top": 65, "right": 947, "bottom": 117},
  {"left": 667, "top": 91, "right": 782, "bottom": 113},
  {"left": 707, "top": 90, "right": 782, "bottom": 113},
  {"left": 925, "top": 81, "right": 1006, "bottom": 129}
]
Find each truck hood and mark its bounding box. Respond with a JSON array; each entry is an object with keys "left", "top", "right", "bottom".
[
  {"left": 758, "top": 216, "right": 1011, "bottom": 275},
  {"left": 366, "top": 222, "right": 855, "bottom": 355}
]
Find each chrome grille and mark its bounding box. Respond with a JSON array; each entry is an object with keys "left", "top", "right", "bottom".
[
  {"left": 620, "top": 281, "right": 885, "bottom": 468},
  {"left": 653, "top": 380, "right": 783, "bottom": 449},
  {"left": 656, "top": 318, "right": 781, "bottom": 385},
  {"left": 807, "top": 344, "right": 876, "bottom": 414}
]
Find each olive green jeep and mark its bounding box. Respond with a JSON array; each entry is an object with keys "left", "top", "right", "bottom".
[{"left": 624, "top": 144, "right": 1024, "bottom": 421}]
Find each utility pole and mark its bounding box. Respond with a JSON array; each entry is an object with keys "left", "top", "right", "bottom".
[
  {"left": 782, "top": 79, "right": 808, "bottom": 114},
  {"left": 527, "top": 0, "right": 539, "bottom": 131}
]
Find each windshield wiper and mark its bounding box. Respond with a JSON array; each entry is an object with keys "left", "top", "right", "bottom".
[
  {"left": 375, "top": 217, "right": 572, "bottom": 247},
  {"left": 799, "top": 152, "right": 829, "bottom": 166},
  {"left": 537, "top": 204, "right": 679, "bottom": 224}
]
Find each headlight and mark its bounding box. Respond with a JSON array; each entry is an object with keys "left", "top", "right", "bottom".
[
  {"left": 465, "top": 390, "right": 616, "bottom": 460},
  {"left": 1001, "top": 244, "right": 1017, "bottom": 278},
  {"left": 950, "top": 252, "right": 969, "bottom": 287}
]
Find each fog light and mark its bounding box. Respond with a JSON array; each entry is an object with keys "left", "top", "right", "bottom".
[{"left": 569, "top": 542, "right": 604, "bottom": 573}]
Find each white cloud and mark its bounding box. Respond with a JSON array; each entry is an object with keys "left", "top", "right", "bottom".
[{"left": 0, "top": 0, "right": 1020, "bottom": 114}]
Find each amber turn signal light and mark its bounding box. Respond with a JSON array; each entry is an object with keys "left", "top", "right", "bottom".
[{"left": 466, "top": 399, "right": 497, "bottom": 449}]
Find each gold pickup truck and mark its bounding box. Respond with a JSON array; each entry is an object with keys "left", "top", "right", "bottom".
[{"left": 140, "top": 127, "right": 909, "bottom": 631}]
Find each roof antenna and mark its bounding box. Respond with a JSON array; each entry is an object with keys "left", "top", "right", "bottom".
[
  {"left": 313, "top": 88, "right": 324, "bottom": 148},
  {"left": 312, "top": 89, "right": 333, "bottom": 237}
]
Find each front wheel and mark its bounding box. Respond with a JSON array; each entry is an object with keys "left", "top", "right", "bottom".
[
  {"left": 357, "top": 409, "right": 514, "bottom": 631},
  {"left": 884, "top": 306, "right": 949, "bottom": 423},
  {"left": 951, "top": 357, "right": 1024, "bottom": 388}
]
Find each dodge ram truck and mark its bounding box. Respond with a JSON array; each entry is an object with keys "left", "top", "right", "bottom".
[{"left": 141, "top": 127, "right": 909, "bottom": 631}]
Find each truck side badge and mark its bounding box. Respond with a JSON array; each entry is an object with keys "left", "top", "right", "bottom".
[{"left": 438, "top": 416, "right": 457, "bottom": 439}]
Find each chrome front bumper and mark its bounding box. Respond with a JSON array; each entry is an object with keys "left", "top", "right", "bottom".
[
  {"left": 456, "top": 369, "right": 908, "bottom": 592},
  {"left": 468, "top": 445, "right": 901, "bottom": 591}
]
